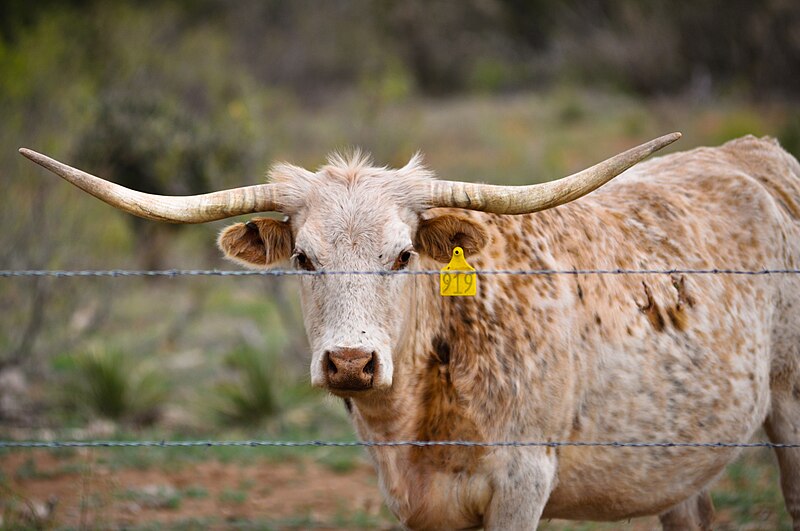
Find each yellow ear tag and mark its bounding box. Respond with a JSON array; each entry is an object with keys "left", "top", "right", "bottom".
[{"left": 440, "top": 247, "right": 477, "bottom": 296}]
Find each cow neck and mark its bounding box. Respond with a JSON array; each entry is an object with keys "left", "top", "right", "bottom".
[{"left": 349, "top": 265, "right": 471, "bottom": 441}]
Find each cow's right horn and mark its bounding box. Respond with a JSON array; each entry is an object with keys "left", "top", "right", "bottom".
[{"left": 18, "top": 148, "right": 287, "bottom": 223}]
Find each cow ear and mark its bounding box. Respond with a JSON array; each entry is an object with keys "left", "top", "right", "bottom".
[
  {"left": 218, "top": 218, "right": 293, "bottom": 268},
  {"left": 415, "top": 214, "right": 488, "bottom": 263}
]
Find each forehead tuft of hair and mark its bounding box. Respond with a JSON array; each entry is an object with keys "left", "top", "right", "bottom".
[
  {"left": 266, "top": 150, "right": 435, "bottom": 212},
  {"left": 323, "top": 148, "right": 377, "bottom": 175}
]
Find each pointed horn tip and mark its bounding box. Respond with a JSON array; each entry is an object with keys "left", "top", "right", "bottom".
[
  {"left": 662, "top": 132, "right": 682, "bottom": 144},
  {"left": 18, "top": 148, "right": 47, "bottom": 165},
  {"left": 640, "top": 132, "right": 681, "bottom": 154}
]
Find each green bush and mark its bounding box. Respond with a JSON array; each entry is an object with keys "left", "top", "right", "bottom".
[
  {"left": 779, "top": 112, "right": 800, "bottom": 159},
  {"left": 58, "top": 348, "right": 169, "bottom": 425},
  {"left": 214, "top": 347, "right": 280, "bottom": 426}
]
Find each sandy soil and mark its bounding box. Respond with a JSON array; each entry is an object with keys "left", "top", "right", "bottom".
[
  {"left": 1, "top": 451, "right": 394, "bottom": 529},
  {"left": 1, "top": 451, "right": 784, "bottom": 530}
]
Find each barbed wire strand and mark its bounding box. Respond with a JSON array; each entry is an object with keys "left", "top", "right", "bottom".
[
  {"left": 1, "top": 440, "right": 797, "bottom": 449},
  {"left": 2, "top": 269, "right": 800, "bottom": 278},
  {"left": 2, "top": 268, "right": 798, "bottom": 452}
]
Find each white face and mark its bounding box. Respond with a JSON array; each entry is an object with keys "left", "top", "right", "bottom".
[
  {"left": 290, "top": 182, "right": 420, "bottom": 395},
  {"left": 217, "top": 153, "right": 483, "bottom": 396}
]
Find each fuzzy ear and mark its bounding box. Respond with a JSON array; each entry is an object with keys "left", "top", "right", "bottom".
[
  {"left": 415, "top": 214, "right": 488, "bottom": 263},
  {"left": 217, "top": 218, "right": 293, "bottom": 268}
]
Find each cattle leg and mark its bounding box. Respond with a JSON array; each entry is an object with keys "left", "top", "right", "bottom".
[
  {"left": 764, "top": 383, "right": 800, "bottom": 530},
  {"left": 483, "top": 451, "right": 556, "bottom": 530},
  {"left": 658, "top": 489, "right": 714, "bottom": 530}
]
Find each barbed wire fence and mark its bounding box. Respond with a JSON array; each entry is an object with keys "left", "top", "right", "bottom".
[
  {"left": 1, "top": 440, "right": 799, "bottom": 449},
  {"left": 2, "top": 266, "right": 799, "bottom": 450},
  {"left": 3, "top": 268, "right": 800, "bottom": 277}
]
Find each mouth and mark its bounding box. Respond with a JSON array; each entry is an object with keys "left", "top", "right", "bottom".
[
  {"left": 325, "top": 386, "right": 374, "bottom": 399},
  {"left": 326, "top": 377, "right": 374, "bottom": 393},
  {"left": 325, "top": 375, "right": 394, "bottom": 398}
]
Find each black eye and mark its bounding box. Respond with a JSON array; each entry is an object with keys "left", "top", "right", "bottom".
[
  {"left": 392, "top": 250, "right": 413, "bottom": 271},
  {"left": 294, "top": 251, "right": 315, "bottom": 271}
]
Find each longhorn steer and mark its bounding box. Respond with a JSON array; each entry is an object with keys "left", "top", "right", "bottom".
[{"left": 20, "top": 133, "right": 800, "bottom": 530}]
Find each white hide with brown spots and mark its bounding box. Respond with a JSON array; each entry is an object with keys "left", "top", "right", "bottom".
[{"left": 216, "top": 136, "right": 800, "bottom": 530}]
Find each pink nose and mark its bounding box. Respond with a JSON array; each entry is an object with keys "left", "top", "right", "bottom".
[{"left": 325, "top": 348, "right": 376, "bottom": 391}]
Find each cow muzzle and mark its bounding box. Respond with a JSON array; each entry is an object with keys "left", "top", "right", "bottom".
[{"left": 324, "top": 348, "right": 376, "bottom": 391}]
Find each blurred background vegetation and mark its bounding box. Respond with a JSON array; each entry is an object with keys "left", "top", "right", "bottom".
[{"left": 1, "top": 0, "right": 799, "bottom": 528}]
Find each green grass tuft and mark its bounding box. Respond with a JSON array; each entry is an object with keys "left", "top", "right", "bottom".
[
  {"left": 57, "top": 348, "right": 169, "bottom": 425},
  {"left": 213, "top": 347, "right": 280, "bottom": 426}
]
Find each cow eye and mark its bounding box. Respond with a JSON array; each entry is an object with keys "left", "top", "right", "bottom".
[
  {"left": 392, "top": 250, "right": 413, "bottom": 271},
  {"left": 293, "top": 251, "right": 315, "bottom": 271}
]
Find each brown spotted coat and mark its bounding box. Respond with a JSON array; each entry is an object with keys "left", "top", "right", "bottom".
[{"left": 220, "top": 136, "right": 800, "bottom": 530}]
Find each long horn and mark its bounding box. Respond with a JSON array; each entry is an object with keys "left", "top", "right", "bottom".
[
  {"left": 18, "top": 148, "right": 287, "bottom": 223},
  {"left": 428, "top": 132, "right": 681, "bottom": 214}
]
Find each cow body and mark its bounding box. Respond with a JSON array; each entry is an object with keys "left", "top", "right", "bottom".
[
  {"left": 330, "top": 136, "right": 800, "bottom": 529},
  {"left": 340, "top": 139, "right": 800, "bottom": 528},
  {"left": 24, "top": 134, "right": 800, "bottom": 529}
]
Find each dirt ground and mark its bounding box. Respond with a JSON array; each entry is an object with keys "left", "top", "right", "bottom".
[
  {"left": 0, "top": 450, "right": 667, "bottom": 531},
  {"left": 1, "top": 451, "right": 395, "bottom": 530},
  {"left": 0, "top": 450, "right": 786, "bottom": 530}
]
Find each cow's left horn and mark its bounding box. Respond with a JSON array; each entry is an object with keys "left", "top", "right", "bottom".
[
  {"left": 428, "top": 132, "right": 681, "bottom": 214},
  {"left": 18, "top": 148, "right": 287, "bottom": 223}
]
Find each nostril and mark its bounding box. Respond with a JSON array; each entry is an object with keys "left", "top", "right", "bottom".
[
  {"left": 363, "top": 354, "right": 375, "bottom": 376},
  {"left": 326, "top": 352, "right": 338, "bottom": 375}
]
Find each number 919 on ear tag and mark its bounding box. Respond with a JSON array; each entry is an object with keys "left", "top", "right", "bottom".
[{"left": 440, "top": 247, "right": 477, "bottom": 296}]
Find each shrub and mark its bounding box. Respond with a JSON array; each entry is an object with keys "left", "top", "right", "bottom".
[
  {"left": 214, "top": 347, "right": 280, "bottom": 426},
  {"left": 59, "top": 348, "right": 168, "bottom": 425},
  {"left": 779, "top": 112, "right": 800, "bottom": 159}
]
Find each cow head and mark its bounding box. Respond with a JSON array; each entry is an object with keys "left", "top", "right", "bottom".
[
  {"left": 217, "top": 153, "right": 490, "bottom": 394},
  {"left": 18, "top": 133, "right": 679, "bottom": 397}
]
